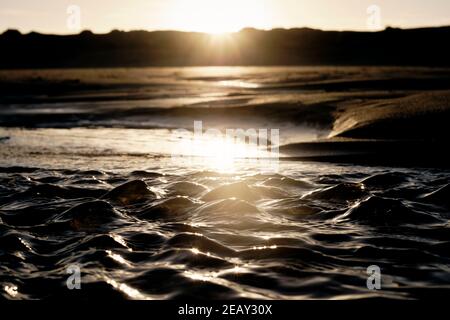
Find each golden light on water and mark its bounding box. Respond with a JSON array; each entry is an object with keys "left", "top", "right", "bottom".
[
  {"left": 218, "top": 80, "right": 260, "bottom": 89},
  {"left": 196, "top": 136, "right": 253, "bottom": 172},
  {"left": 110, "top": 234, "right": 132, "bottom": 251},
  {"left": 182, "top": 266, "right": 277, "bottom": 299},
  {"left": 105, "top": 278, "right": 149, "bottom": 300},
  {"left": 106, "top": 250, "right": 132, "bottom": 267},
  {"left": 173, "top": 128, "right": 278, "bottom": 173},
  {"left": 252, "top": 245, "right": 278, "bottom": 250}
]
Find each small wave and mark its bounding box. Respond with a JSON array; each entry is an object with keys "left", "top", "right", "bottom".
[
  {"left": 57, "top": 200, "right": 123, "bottom": 231},
  {"left": 1, "top": 165, "right": 449, "bottom": 300},
  {"left": 262, "top": 176, "right": 313, "bottom": 189},
  {"left": 420, "top": 183, "right": 450, "bottom": 207},
  {"left": 102, "top": 180, "right": 156, "bottom": 205},
  {"left": 166, "top": 181, "right": 207, "bottom": 197},
  {"left": 361, "top": 172, "right": 409, "bottom": 189},
  {"left": 20, "top": 183, "right": 107, "bottom": 200},
  {"left": 202, "top": 182, "right": 260, "bottom": 202},
  {"left": 303, "top": 182, "right": 368, "bottom": 203},
  {"left": 336, "top": 196, "right": 441, "bottom": 225},
  {"left": 165, "top": 233, "right": 237, "bottom": 257},
  {"left": 197, "top": 198, "right": 260, "bottom": 215},
  {"left": 138, "top": 197, "right": 198, "bottom": 219}
]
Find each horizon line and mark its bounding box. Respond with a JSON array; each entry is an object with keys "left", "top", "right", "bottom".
[{"left": 3, "top": 24, "right": 450, "bottom": 37}]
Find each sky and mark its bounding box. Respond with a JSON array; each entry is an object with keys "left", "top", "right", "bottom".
[{"left": 1, "top": 0, "right": 450, "bottom": 34}]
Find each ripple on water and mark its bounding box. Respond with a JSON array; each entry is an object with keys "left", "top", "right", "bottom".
[{"left": 0, "top": 166, "right": 449, "bottom": 300}]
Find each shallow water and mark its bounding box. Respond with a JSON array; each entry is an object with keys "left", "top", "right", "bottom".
[
  {"left": 1, "top": 161, "right": 449, "bottom": 300},
  {"left": 1, "top": 67, "right": 450, "bottom": 300}
]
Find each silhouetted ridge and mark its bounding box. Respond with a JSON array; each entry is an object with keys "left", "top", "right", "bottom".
[{"left": 1, "top": 26, "right": 450, "bottom": 68}]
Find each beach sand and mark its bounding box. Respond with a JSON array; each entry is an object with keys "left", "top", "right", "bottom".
[{"left": 1, "top": 67, "right": 450, "bottom": 300}]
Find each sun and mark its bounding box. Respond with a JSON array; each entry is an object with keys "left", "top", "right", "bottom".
[{"left": 166, "top": 0, "right": 269, "bottom": 34}]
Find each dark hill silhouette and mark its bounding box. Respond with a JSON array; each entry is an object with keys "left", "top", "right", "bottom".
[{"left": 1, "top": 26, "right": 450, "bottom": 68}]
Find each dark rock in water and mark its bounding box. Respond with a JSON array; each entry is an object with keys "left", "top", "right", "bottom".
[
  {"left": 202, "top": 182, "right": 260, "bottom": 202},
  {"left": 102, "top": 180, "right": 155, "bottom": 205},
  {"left": 63, "top": 200, "right": 121, "bottom": 231},
  {"left": 338, "top": 196, "right": 439, "bottom": 225},
  {"left": 420, "top": 184, "right": 450, "bottom": 207}
]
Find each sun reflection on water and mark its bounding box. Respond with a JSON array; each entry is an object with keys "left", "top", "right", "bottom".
[
  {"left": 219, "top": 80, "right": 260, "bottom": 88},
  {"left": 106, "top": 250, "right": 132, "bottom": 267},
  {"left": 173, "top": 131, "right": 278, "bottom": 173},
  {"left": 105, "top": 278, "right": 149, "bottom": 300}
]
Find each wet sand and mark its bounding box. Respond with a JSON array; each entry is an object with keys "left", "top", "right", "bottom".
[
  {"left": 1, "top": 66, "right": 450, "bottom": 167},
  {"left": 1, "top": 67, "right": 450, "bottom": 300}
]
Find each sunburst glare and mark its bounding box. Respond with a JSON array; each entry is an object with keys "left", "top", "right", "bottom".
[{"left": 165, "top": 0, "right": 270, "bottom": 34}]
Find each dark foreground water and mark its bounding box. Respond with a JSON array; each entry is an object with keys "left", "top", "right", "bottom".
[
  {"left": 1, "top": 67, "right": 450, "bottom": 300},
  {"left": 1, "top": 161, "right": 449, "bottom": 300}
]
